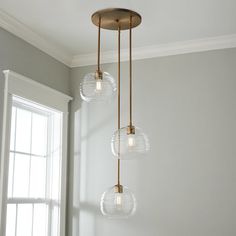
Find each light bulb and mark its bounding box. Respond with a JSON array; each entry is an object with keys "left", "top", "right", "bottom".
[
  {"left": 115, "top": 194, "right": 122, "bottom": 205},
  {"left": 128, "top": 135, "right": 135, "bottom": 147},
  {"left": 95, "top": 80, "right": 102, "bottom": 91},
  {"left": 114, "top": 194, "right": 123, "bottom": 210}
]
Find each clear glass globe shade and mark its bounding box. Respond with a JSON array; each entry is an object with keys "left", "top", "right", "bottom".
[
  {"left": 111, "top": 126, "right": 150, "bottom": 160},
  {"left": 80, "top": 71, "right": 116, "bottom": 102},
  {"left": 100, "top": 185, "right": 136, "bottom": 218}
]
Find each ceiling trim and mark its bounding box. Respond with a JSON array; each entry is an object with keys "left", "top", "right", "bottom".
[
  {"left": 71, "top": 34, "right": 236, "bottom": 67},
  {"left": 0, "top": 9, "right": 72, "bottom": 66},
  {"left": 0, "top": 9, "right": 236, "bottom": 68}
]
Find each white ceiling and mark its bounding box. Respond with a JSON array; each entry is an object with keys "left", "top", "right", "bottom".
[{"left": 0, "top": 0, "right": 236, "bottom": 66}]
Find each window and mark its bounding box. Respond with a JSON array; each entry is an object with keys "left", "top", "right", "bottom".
[
  {"left": 0, "top": 70, "right": 71, "bottom": 236},
  {"left": 6, "top": 96, "right": 62, "bottom": 236}
]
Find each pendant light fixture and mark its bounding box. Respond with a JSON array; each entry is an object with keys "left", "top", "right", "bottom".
[
  {"left": 111, "top": 13, "right": 150, "bottom": 160},
  {"left": 99, "top": 17, "right": 136, "bottom": 218},
  {"left": 81, "top": 8, "right": 150, "bottom": 218},
  {"left": 80, "top": 16, "right": 116, "bottom": 102}
]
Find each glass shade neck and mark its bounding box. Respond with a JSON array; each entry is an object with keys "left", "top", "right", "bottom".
[
  {"left": 114, "top": 184, "right": 123, "bottom": 193},
  {"left": 127, "top": 124, "right": 135, "bottom": 135}
]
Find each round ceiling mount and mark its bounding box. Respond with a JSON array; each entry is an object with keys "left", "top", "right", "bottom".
[{"left": 91, "top": 8, "right": 142, "bottom": 30}]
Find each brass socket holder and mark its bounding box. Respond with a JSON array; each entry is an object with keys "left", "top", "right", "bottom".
[
  {"left": 127, "top": 125, "right": 135, "bottom": 135},
  {"left": 95, "top": 70, "right": 103, "bottom": 80},
  {"left": 114, "top": 184, "right": 123, "bottom": 193}
]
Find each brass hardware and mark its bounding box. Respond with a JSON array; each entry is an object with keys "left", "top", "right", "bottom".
[
  {"left": 97, "top": 16, "right": 101, "bottom": 72},
  {"left": 127, "top": 125, "right": 135, "bottom": 135},
  {"left": 117, "top": 25, "right": 121, "bottom": 186},
  {"left": 92, "top": 8, "right": 141, "bottom": 31},
  {"left": 95, "top": 70, "right": 103, "bottom": 80},
  {"left": 114, "top": 184, "right": 123, "bottom": 193},
  {"left": 95, "top": 16, "right": 103, "bottom": 80},
  {"left": 129, "top": 16, "right": 133, "bottom": 127}
]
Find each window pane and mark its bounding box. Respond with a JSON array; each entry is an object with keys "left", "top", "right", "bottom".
[
  {"left": 16, "top": 204, "right": 32, "bottom": 236},
  {"left": 31, "top": 113, "right": 47, "bottom": 156},
  {"left": 15, "top": 108, "right": 31, "bottom": 153},
  {"left": 10, "top": 107, "right": 16, "bottom": 151},
  {"left": 51, "top": 206, "right": 60, "bottom": 236},
  {"left": 51, "top": 150, "right": 61, "bottom": 200},
  {"left": 6, "top": 204, "right": 16, "bottom": 236},
  {"left": 8, "top": 153, "right": 14, "bottom": 198},
  {"left": 13, "top": 154, "right": 30, "bottom": 197},
  {"left": 33, "top": 204, "right": 48, "bottom": 236},
  {"left": 6, "top": 96, "right": 64, "bottom": 236},
  {"left": 52, "top": 113, "right": 61, "bottom": 151},
  {"left": 30, "top": 156, "right": 46, "bottom": 198}
]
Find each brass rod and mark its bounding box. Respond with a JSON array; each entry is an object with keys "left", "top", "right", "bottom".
[
  {"left": 97, "top": 16, "right": 101, "bottom": 72},
  {"left": 129, "top": 16, "right": 133, "bottom": 127},
  {"left": 117, "top": 24, "right": 121, "bottom": 186},
  {"left": 118, "top": 159, "right": 120, "bottom": 187}
]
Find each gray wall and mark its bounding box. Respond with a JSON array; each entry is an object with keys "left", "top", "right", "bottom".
[
  {"left": 68, "top": 48, "right": 236, "bottom": 236},
  {"left": 0, "top": 26, "right": 236, "bottom": 236},
  {"left": 0, "top": 28, "right": 70, "bottom": 94}
]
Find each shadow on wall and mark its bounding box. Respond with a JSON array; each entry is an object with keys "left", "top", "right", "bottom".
[
  {"left": 71, "top": 100, "right": 117, "bottom": 236},
  {"left": 70, "top": 95, "right": 158, "bottom": 236}
]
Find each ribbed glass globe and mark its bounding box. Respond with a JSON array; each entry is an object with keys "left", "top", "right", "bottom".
[
  {"left": 100, "top": 185, "right": 136, "bottom": 218},
  {"left": 111, "top": 126, "right": 150, "bottom": 160},
  {"left": 80, "top": 71, "right": 116, "bottom": 102}
]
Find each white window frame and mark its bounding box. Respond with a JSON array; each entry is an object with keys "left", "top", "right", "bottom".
[{"left": 0, "top": 70, "right": 72, "bottom": 236}]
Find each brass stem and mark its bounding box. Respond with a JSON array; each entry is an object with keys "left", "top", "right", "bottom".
[
  {"left": 117, "top": 24, "right": 121, "bottom": 186},
  {"left": 97, "top": 16, "right": 101, "bottom": 72},
  {"left": 129, "top": 16, "right": 133, "bottom": 127}
]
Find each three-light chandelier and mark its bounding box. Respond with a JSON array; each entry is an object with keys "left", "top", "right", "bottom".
[{"left": 80, "top": 8, "right": 150, "bottom": 218}]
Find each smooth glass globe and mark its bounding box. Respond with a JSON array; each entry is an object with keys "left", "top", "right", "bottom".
[
  {"left": 100, "top": 185, "right": 136, "bottom": 218},
  {"left": 111, "top": 126, "right": 150, "bottom": 160},
  {"left": 80, "top": 71, "right": 116, "bottom": 102}
]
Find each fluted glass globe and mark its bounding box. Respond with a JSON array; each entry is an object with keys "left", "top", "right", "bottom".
[
  {"left": 111, "top": 126, "right": 150, "bottom": 160},
  {"left": 100, "top": 185, "right": 136, "bottom": 218},
  {"left": 80, "top": 71, "right": 116, "bottom": 102}
]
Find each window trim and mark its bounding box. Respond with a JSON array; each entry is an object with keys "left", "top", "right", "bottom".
[{"left": 0, "top": 70, "right": 72, "bottom": 236}]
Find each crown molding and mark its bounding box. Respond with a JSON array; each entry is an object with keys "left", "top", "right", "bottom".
[
  {"left": 0, "top": 9, "right": 236, "bottom": 68},
  {"left": 71, "top": 34, "right": 236, "bottom": 67},
  {"left": 0, "top": 9, "right": 72, "bottom": 66}
]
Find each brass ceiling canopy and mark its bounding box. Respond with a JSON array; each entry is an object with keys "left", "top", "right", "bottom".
[{"left": 91, "top": 8, "right": 142, "bottom": 30}]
